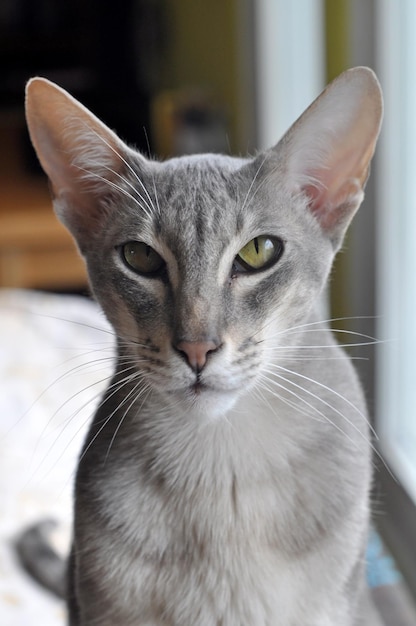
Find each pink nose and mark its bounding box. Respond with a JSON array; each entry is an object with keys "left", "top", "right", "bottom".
[{"left": 175, "top": 340, "right": 219, "bottom": 372}]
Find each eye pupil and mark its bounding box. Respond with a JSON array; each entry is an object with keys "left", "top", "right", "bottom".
[{"left": 121, "top": 241, "right": 165, "bottom": 276}]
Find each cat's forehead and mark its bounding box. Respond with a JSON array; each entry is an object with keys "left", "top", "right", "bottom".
[
  {"left": 156, "top": 153, "right": 247, "bottom": 199},
  {"left": 162, "top": 152, "right": 247, "bottom": 172},
  {"left": 148, "top": 154, "right": 253, "bottom": 242}
]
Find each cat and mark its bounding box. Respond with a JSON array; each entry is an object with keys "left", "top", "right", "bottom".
[{"left": 22, "top": 67, "right": 383, "bottom": 625}]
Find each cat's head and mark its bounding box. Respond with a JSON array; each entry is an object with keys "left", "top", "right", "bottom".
[{"left": 25, "top": 68, "right": 382, "bottom": 418}]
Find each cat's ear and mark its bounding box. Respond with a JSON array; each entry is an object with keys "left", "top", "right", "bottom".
[
  {"left": 273, "top": 67, "right": 383, "bottom": 249},
  {"left": 25, "top": 78, "right": 144, "bottom": 245}
]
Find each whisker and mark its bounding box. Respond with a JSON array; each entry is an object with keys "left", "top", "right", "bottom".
[
  {"left": 81, "top": 121, "right": 158, "bottom": 216},
  {"left": 26, "top": 352, "right": 144, "bottom": 481},
  {"left": 97, "top": 164, "right": 155, "bottom": 217},
  {"left": 266, "top": 341, "right": 379, "bottom": 350},
  {"left": 4, "top": 347, "right": 114, "bottom": 445},
  {"left": 27, "top": 367, "right": 120, "bottom": 480},
  {"left": 104, "top": 382, "right": 152, "bottom": 462},
  {"left": 261, "top": 371, "right": 340, "bottom": 424},
  {"left": 74, "top": 165, "right": 153, "bottom": 221},
  {"left": 251, "top": 314, "right": 381, "bottom": 349},
  {"left": 274, "top": 315, "right": 377, "bottom": 335},
  {"left": 260, "top": 376, "right": 364, "bottom": 458},
  {"left": 78, "top": 370, "right": 148, "bottom": 464},
  {"left": 255, "top": 374, "right": 321, "bottom": 422},
  {"left": 263, "top": 366, "right": 369, "bottom": 439},
  {"left": 239, "top": 156, "right": 268, "bottom": 214},
  {"left": 35, "top": 367, "right": 147, "bottom": 489},
  {"left": 268, "top": 362, "right": 376, "bottom": 438},
  {"left": 268, "top": 364, "right": 377, "bottom": 441},
  {"left": 260, "top": 366, "right": 392, "bottom": 476},
  {"left": 263, "top": 353, "right": 369, "bottom": 362},
  {"left": 142, "top": 125, "right": 162, "bottom": 217}
]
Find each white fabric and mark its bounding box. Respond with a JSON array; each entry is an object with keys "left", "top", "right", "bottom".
[{"left": 0, "top": 289, "right": 112, "bottom": 625}]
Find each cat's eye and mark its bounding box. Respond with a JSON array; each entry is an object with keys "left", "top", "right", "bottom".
[
  {"left": 121, "top": 241, "right": 165, "bottom": 275},
  {"left": 234, "top": 236, "right": 283, "bottom": 273}
]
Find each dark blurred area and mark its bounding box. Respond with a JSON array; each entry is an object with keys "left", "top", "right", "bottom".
[
  {"left": 0, "top": 0, "right": 248, "bottom": 289},
  {"left": 0, "top": 0, "right": 167, "bottom": 163}
]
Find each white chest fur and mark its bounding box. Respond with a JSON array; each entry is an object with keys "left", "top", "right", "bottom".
[{"left": 79, "top": 396, "right": 367, "bottom": 626}]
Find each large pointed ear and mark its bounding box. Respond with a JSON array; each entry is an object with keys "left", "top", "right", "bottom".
[
  {"left": 274, "top": 67, "right": 383, "bottom": 249},
  {"left": 25, "top": 78, "right": 144, "bottom": 248}
]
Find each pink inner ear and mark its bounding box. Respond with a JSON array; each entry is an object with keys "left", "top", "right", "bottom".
[
  {"left": 302, "top": 174, "right": 364, "bottom": 234},
  {"left": 301, "top": 142, "right": 367, "bottom": 234},
  {"left": 302, "top": 182, "right": 333, "bottom": 231}
]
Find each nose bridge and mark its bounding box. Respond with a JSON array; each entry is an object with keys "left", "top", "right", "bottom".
[{"left": 173, "top": 275, "right": 223, "bottom": 343}]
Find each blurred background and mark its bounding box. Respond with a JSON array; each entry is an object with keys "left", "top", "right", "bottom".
[{"left": 0, "top": 0, "right": 415, "bottom": 622}]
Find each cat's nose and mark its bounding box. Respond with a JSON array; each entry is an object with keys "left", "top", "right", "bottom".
[{"left": 175, "top": 340, "right": 220, "bottom": 372}]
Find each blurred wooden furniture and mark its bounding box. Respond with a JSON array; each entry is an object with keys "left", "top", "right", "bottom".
[{"left": 0, "top": 115, "right": 87, "bottom": 289}]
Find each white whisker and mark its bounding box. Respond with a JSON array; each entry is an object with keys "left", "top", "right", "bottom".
[
  {"left": 104, "top": 382, "right": 152, "bottom": 462},
  {"left": 95, "top": 163, "right": 155, "bottom": 217},
  {"left": 239, "top": 156, "right": 268, "bottom": 214},
  {"left": 268, "top": 362, "right": 376, "bottom": 438},
  {"left": 255, "top": 374, "right": 321, "bottom": 422},
  {"left": 74, "top": 164, "right": 153, "bottom": 221},
  {"left": 81, "top": 121, "right": 158, "bottom": 216},
  {"left": 261, "top": 371, "right": 347, "bottom": 426}
]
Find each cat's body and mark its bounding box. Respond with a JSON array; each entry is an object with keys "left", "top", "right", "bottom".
[
  {"left": 72, "top": 312, "right": 370, "bottom": 626},
  {"left": 24, "top": 68, "right": 383, "bottom": 625}
]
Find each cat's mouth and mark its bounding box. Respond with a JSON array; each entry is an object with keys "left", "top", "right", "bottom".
[
  {"left": 187, "top": 378, "right": 238, "bottom": 400},
  {"left": 191, "top": 380, "right": 208, "bottom": 395},
  {"left": 166, "top": 373, "right": 240, "bottom": 417},
  {"left": 185, "top": 373, "right": 241, "bottom": 397}
]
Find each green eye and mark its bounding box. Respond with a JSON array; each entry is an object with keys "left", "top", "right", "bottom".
[
  {"left": 121, "top": 241, "right": 165, "bottom": 275},
  {"left": 235, "top": 236, "right": 283, "bottom": 272}
]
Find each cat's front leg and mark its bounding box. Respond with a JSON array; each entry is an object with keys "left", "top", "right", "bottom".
[{"left": 66, "top": 542, "right": 158, "bottom": 626}]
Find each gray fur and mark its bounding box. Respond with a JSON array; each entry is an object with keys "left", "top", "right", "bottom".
[{"left": 24, "top": 68, "right": 383, "bottom": 625}]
